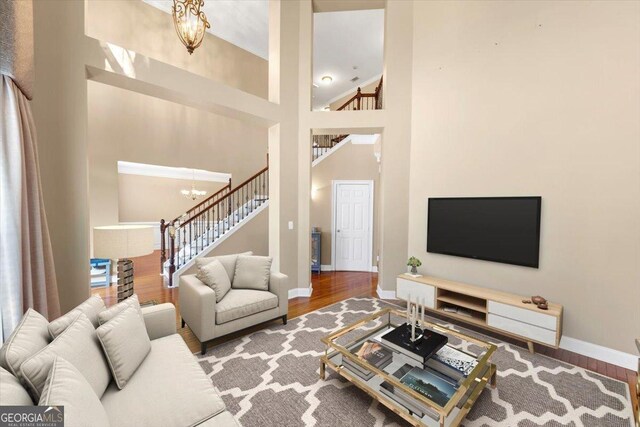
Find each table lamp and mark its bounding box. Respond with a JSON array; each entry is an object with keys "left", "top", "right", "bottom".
[{"left": 93, "top": 225, "right": 154, "bottom": 302}]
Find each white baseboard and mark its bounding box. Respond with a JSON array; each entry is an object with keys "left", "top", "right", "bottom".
[
  {"left": 288, "top": 284, "right": 313, "bottom": 299},
  {"left": 320, "top": 265, "right": 334, "bottom": 272},
  {"left": 376, "top": 285, "right": 396, "bottom": 300},
  {"left": 371, "top": 266, "right": 378, "bottom": 273},
  {"left": 560, "top": 335, "right": 638, "bottom": 371}
]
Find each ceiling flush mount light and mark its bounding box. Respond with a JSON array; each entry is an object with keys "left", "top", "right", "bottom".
[
  {"left": 321, "top": 75, "right": 333, "bottom": 84},
  {"left": 172, "top": 0, "right": 210, "bottom": 54},
  {"left": 181, "top": 170, "right": 207, "bottom": 200}
]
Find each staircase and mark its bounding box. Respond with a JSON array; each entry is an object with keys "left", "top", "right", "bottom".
[
  {"left": 312, "top": 76, "right": 383, "bottom": 163},
  {"left": 160, "top": 161, "right": 269, "bottom": 287}
]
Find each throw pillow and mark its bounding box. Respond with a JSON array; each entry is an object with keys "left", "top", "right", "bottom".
[
  {"left": 48, "top": 295, "right": 106, "bottom": 338},
  {"left": 232, "top": 255, "right": 272, "bottom": 291},
  {"left": 195, "top": 251, "right": 253, "bottom": 284},
  {"left": 39, "top": 357, "right": 110, "bottom": 427},
  {"left": 21, "top": 313, "right": 111, "bottom": 401},
  {"left": 0, "top": 366, "right": 33, "bottom": 406},
  {"left": 196, "top": 259, "right": 232, "bottom": 302},
  {"left": 97, "top": 294, "right": 143, "bottom": 325},
  {"left": 0, "top": 308, "right": 51, "bottom": 380},
  {"left": 96, "top": 304, "right": 151, "bottom": 389}
]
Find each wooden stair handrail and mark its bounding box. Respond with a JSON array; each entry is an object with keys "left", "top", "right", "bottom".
[
  {"left": 336, "top": 76, "right": 384, "bottom": 111},
  {"left": 178, "top": 165, "right": 268, "bottom": 228}
]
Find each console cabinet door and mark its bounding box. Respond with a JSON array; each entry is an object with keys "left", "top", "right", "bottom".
[{"left": 396, "top": 278, "right": 435, "bottom": 309}]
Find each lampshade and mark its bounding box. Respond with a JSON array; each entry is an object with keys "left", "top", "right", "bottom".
[{"left": 93, "top": 225, "right": 154, "bottom": 260}]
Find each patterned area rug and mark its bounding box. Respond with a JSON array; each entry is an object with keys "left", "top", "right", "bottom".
[{"left": 197, "top": 298, "right": 634, "bottom": 426}]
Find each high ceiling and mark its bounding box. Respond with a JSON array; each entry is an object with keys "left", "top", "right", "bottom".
[{"left": 143, "top": 1, "right": 384, "bottom": 110}]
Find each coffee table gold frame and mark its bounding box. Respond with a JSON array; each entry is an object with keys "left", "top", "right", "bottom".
[{"left": 320, "top": 307, "right": 497, "bottom": 427}]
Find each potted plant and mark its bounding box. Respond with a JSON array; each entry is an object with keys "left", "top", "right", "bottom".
[{"left": 407, "top": 256, "right": 422, "bottom": 275}]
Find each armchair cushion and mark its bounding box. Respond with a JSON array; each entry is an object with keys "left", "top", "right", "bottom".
[
  {"left": 216, "top": 289, "right": 278, "bottom": 325},
  {"left": 196, "top": 258, "right": 232, "bottom": 302},
  {"left": 48, "top": 295, "right": 105, "bottom": 338},
  {"left": 38, "top": 357, "right": 110, "bottom": 427},
  {"left": 195, "top": 251, "right": 252, "bottom": 284},
  {"left": 0, "top": 308, "right": 50, "bottom": 380},
  {"left": 96, "top": 305, "right": 150, "bottom": 389},
  {"left": 232, "top": 255, "right": 272, "bottom": 291}
]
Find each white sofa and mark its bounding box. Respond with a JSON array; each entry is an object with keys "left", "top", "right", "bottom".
[{"left": 0, "top": 302, "right": 239, "bottom": 427}]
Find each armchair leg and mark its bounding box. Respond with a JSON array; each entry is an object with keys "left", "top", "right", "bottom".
[
  {"left": 282, "top": 314, "right": 287, "bottom": 325},
  {"left": 181, "top": 318, "right": 185, "bottom": 328},
  {"left": 201, "top": 342, "right": 207, "bottom": 355}
]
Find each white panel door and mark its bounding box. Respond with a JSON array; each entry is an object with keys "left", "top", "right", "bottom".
[{"left": 334, "top": 183, "right": 371, "bottom": 271}]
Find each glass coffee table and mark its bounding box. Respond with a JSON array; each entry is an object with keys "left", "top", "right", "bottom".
[{"left": 320, "top": 307, "right": 497, "bottom": 427}]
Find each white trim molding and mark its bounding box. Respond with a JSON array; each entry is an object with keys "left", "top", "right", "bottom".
[
  {"left": 320, "top": 264, "right": 334, "bottom": 272},
  {"left": 288, "top": 284, "right": 313, "bottom": 299},
  {"left": 559, "top": 336, "right": 638, "bottom": 371},
  {"left": 376, "top": 285, "right": 396, "bottom": 300},
  {"left": 118, "top": 161, "right": 231, "bottom": 183}
]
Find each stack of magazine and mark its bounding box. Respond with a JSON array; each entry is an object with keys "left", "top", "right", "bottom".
[
  {"left": 343, "top": 340, "right": 393, "bottom": 381},
  {"left": 379, "top": 345, "right": 479, "bottom": 419}
]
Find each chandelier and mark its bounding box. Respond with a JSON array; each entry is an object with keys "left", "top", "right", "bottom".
[
  {"left": 181, "top": 170, "right": 207, "bottom": 200},
  {"left": 172, "top": 0, "right": 210, "bottom": 55}
]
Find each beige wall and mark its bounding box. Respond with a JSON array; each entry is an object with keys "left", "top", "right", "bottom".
[
  {"left": 408, "top": 1, "right": 640, "bottom": 353},
  {"left": 311, "top": 143, "right": 380, "bottom": 267},
  {"left": 88, "top": 81, "right": 267, "bottom": 237},
  {"left": 329, "top": 78, "right": 381, "bottom": 111},
  {"left": 86, "top": 0, "right": 267, "bottom": 98},
  {"left": 118, "top": 175, "right": 226, "bottom": 222}
]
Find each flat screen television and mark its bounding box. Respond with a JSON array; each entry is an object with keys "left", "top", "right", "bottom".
[{"left": 427, "top": 197, "right": 541, "bottom": 268}]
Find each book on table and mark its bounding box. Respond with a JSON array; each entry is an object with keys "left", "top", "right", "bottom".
[
  {"left": 342, "top": 340, "right": 393, "bottom": 381},
  {"left": 424, "top": 345, "right": 479, "bottom": 382},
  {"left": 380, "top": 323, "right": 448, "bottom": 365},
  {"left": 380, "top": 363, "right": 439, "bottom": 420},
  {"left": 396, "top": 366, "right": 459, "bottom": 408}
]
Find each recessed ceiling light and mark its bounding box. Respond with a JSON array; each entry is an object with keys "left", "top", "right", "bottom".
[{"left": 321, "top": 75, "right": 333, "bottom": 84}]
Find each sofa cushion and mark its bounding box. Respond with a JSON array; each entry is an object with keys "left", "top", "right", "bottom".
[
  {"left": 21, "top": 314, "right": 111, "bottom": 400},
  {"left": 195, "top": 251, "right": 252, "bottom": 284},
  {"left": 97, "top": 294, "right": 143, "bottom": 325},
  {"left": 39, "top": 357, "right": 110, "bottom": 427},
  {"left": 232, "top": 255, "right": 272, "bottom": 291},
  {"left": 48, "top": 295, "right": 105, "bottom": 338},
  {"left": 100, "top": 334, "right": 226, "bottom": 427},
  {"left": 197, "top": 411, "right": 241, "bottom": 427},
  {"left": 96, "top": 305, "right": 151, "bottom": 389},
  {"left": 196, "top": 259, "right": 232, "bottom": 302},
  {"left": 0, "top": 366, "right": 33, "bottom": 406},
  {"left": 0, "top": 309, "right": 51, "bottom": 381},
  {"left": 216, "top": 289, "right": 278, "bottom": 325}
]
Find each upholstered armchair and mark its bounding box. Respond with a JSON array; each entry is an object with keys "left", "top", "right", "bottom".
[{"left": 179, "top": 253, "right": 288, "bottom": 354}]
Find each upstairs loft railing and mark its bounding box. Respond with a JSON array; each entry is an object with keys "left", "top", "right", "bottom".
[
  {"left": 312, "top": 134, "right": 348, "bottom": 162},
  {"left": 336, "top": 76, "right": 383, "bottom": 111},
  {"left": 160, "top": 159, "right": 269, "bottom": 286}
]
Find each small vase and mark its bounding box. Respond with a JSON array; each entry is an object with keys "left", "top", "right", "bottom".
[{"left": 410, "top": 266, "right": 418, "bottom": 275}]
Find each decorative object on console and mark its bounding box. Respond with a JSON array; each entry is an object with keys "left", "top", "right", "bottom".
[
  {"left": 531, "top": 295, "right": 549, "bottom": 310},
  {"left": 171, "top": 0, "right": 210, "bottom": 55},
  {"left": 93, "top": 225, "right": 154, "bottom": 302},
  {"left": 406, "top": 256, "right": 422, "bottom": 276}
]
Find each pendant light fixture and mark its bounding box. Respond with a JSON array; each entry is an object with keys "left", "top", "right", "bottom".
[{"left": 172, "top": 0, "right": 210, "bottom": 54}]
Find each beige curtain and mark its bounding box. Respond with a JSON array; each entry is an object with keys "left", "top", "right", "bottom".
[{"left": 1, "top": 0, "right": 60, "bottom": 342}]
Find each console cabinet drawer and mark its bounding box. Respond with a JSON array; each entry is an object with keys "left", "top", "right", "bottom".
[
  {"left": 488, "top": 300, "right": 557, "bottom": 331},
  {"left": 396, "top": 278, "right": 435, "bottom": 309},
  {"left": 488, "top": 314, "right": 557, "bottom": 345}
]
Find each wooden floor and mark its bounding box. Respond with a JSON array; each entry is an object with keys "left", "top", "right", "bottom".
[{"left": 92, "top": 251, "right": 638, "bottom": 419}]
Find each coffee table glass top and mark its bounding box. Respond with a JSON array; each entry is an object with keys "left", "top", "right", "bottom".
[{"left": 320, "top": 307, "right": 497, "bottom": 427}]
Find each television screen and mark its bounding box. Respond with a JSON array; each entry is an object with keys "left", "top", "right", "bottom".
[{"left": 427, "top": 197, "right": 541, "bottom": 268}]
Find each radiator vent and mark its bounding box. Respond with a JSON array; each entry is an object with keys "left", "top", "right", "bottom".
[{"left": 350, "top": 76, "right": 360, "bottom": 82}]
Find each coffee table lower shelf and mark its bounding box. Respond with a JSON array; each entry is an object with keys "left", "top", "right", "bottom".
[{"left": 319, "top": 354, "right": 496, "bottom": 427}]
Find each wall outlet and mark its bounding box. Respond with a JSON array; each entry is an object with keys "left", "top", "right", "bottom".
[{"left": 288, "top": 221, "right": 294, "bottom": 230}]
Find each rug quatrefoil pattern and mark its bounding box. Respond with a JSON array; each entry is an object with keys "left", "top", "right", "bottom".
[{"left": 197, "top": 298, "right": 634, "bottom": 426}]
